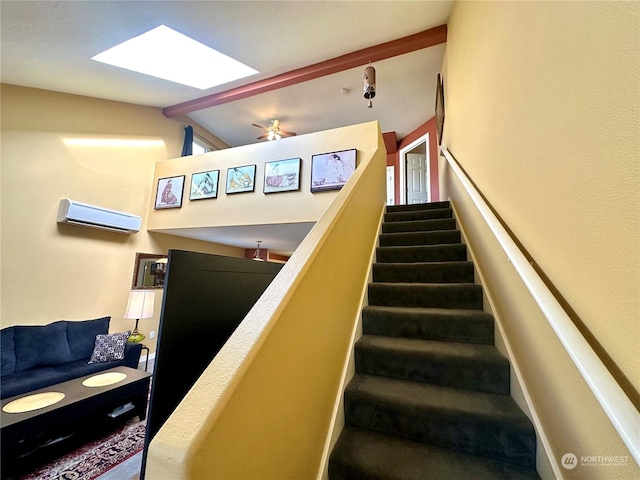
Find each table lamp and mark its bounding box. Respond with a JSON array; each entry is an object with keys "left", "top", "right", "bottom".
[{"left": 124, "top": 290, "right": 155, "bottom": 343}]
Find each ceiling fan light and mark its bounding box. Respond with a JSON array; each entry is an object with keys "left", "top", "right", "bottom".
[
  {"left": 274, "top": 133, "right": 281, "bottom": 140},
  {"left": 268, "top": 131, "right": 275, "bottom": 141}
]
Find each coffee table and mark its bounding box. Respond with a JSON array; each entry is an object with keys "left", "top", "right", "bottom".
[{"left": 1, "top": 366, "right": 151, "bottom": 474}]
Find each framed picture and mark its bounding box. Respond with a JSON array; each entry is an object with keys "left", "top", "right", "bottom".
[
  {"left": 190, "top": 170, "right": 220, "bottom": 200},
  {"left": 310, "top": 148, "right": 357, "bottom": 193},
  {"left": 226, "top": 164, "right": 257, "bottom": 194},
  {"left": 155, "top": 175, "right": 185, "bottom": 209},
  {"left": 263, "top": 158, "right": 301, "bottom": 194},
  {"left": 435, "top": 73, "right": 445, "bottom": 146}
]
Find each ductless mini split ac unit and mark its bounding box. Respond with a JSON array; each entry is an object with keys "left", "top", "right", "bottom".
[{"left": 57, "top": 199, "right": 141, "bottom": 234}]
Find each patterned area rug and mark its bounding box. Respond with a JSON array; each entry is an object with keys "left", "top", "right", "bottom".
[{"left": 19, "top": 419, "right": 146, "bottom": 480}]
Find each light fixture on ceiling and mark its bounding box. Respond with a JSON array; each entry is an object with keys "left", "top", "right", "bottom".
[
  {"left": 91, "top": 25, "right": 258, "bottom": 90},
  {"left": 252, "top": 120, "right": 297, "bottom": 141},
  {"left": 268, "top": 131, "right": 281, "bottom": 141},
  {"left": 253, "top": 241, "right": 265, "bottom": 261},
  {"left": 363, "top": 64, "right": 376, "bottom": 108}
]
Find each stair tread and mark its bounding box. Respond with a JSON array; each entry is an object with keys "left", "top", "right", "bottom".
[
  {"left": 386, "top": 201, "right": 450, "bottom": 212},
  {"left": 363, "top": 305, "right": 491, "bottom": 318},
  {"left": 357, "top": 335, "right": 507, "bottom": 363},
  {"left": 380, "top": 229, "right": 460, "bottom": 237},
  {"left": 371, "top": 281, "right": 481, "bottom": 288},
  {"left": 385, "top": 208, "right": 453, "bottom": 221},
  {"left": 330, "top": 426, "right": 540, "bottom": 480},
  {"left": 347, "top": 374, "right": 528, "bottom": 424},
  {"left": 378, "top": 243, "right": 464, "bottom": 250},
  {"left": 374, "top": 260, "right": 473, "bottom": 266}
]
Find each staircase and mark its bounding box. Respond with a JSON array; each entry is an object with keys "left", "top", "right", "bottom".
[{"left": 329, "top": 201, "right": 540, "bottom": 480}]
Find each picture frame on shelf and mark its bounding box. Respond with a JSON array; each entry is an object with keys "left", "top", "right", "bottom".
[
  {"left": 190, "top": 170, "right": 220, "bottom": 201},
  {"left": 263, "top": 158, "right": 301, "bottom": 194},
  {"left": 225, "top": 164, "right": 257, "bottom": 194},
  {"left": 155, "top": 175, "right": 185, "bottom": 209},
  {"left": 310, "top": 148, "right": 357, "bottom": 193}
]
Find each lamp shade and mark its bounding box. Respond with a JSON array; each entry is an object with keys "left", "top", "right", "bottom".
[{"left": 124, "top": 290, "right": 155, "bottom": 319}]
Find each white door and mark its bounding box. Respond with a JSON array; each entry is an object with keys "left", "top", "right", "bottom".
[
  {"left": 386, "top": 166, "right": 395, "bottom": 205},
  {"left": 406, "top": 154, "right": 429, "bottom": 204}
]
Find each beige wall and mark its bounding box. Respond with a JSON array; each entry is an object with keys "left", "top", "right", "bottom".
[
  {"left": 441, "top": 1, "right": 639, "bottom": 477},
  {"left": 1, "top": 85, "right": 243, "bottom": 354},
  {"left": 148, "top": 122, "right": 382, "bottom": 233}
]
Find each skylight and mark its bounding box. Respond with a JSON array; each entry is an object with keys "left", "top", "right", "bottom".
[{"left": 91, "top": 25, "right": 258, "bottom": 89}]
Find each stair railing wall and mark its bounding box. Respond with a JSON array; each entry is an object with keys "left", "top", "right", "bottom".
[
  {"left": 441, "top": 147, "right": 640, "bottom": 467},
  {"left": 145, "top": 129, "right": 388, "bottom": 479},
  {"left": 316, "top": 211, "right": 383, "bottom": 480}
]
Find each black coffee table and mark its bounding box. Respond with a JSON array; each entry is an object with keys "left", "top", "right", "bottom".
[{"left": 1, "top": 366, "right": 151, "bottom": 476}]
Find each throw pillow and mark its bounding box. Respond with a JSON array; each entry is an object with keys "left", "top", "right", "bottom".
[
  {"left": 88, "top": 331, "right": 131, "bottom": 364},
  {"left": 14, "top": 322, "right": 73, "bottom": 372}
]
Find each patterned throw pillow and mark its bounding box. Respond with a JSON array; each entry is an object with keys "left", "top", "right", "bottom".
[{"left": 88, "top": 331, "right": 131, "bottom": 364}]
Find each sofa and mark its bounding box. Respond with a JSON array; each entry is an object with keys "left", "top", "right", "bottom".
[{"left": 1, "top": 316, "right": 142, "bottom": 400}]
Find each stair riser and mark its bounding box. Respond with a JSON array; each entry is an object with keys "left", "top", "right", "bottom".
[
  {"left": 355, "top": 343, "right": 510, "bottom": 394},
  {"left": 377, "top": 245, "right": 467, "bottom": 263},
  {"left": 379, "top": 230, "right": 461, "bottom": 247},
  {"left": 384, "top": 208, "right": 453, "bottom": 223},
  {"left": 382, "top": 218, "right": 457, "bottom": 233},
  {"left": 386, "top": 201, "right": 450, "bottom": 213},
  {"left": 368, "top": 284, "right": 483, "bottom": 310},
  {"left": 362, "top": 308, "right": 494, "bottom": 344},
  {"left": 373, "top": 262, "right": 474, "bottom": 283},
  {"left": 344, "top": 394, "right": 536, "bottom": 468}
]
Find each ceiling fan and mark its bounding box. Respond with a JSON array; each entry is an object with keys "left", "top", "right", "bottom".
[{"left": 252, "top": 119, "right": 297, "bottom": 141}]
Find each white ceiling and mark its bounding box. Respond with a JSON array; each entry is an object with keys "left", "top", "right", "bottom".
[{"left": 1, "top": 0, "right": 453, "bottom": 253}]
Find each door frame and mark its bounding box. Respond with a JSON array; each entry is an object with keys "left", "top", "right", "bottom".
[{"left": 398, "top": 132, "right": 430, "bottom": 205}]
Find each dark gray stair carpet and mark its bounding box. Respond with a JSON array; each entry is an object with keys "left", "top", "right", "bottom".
[
  {"left": 379, "top": 229, "right": 461, "bottom": 247},
  {"left": 355, "top": 335, "right": 510, "bottom": 394},
  {"left": 386, "top": 201, "right": 451, "bottom": 213},
  {"left": 373, "top": 261, "right": 474, "bottom": 284},
  {"left": 362, "top": 306, "right": 495, "bottom": 345},
  {"left": 382, "top": 218, "right": 457, "bottom": 233},
  {"left": 384, "top": 207, "right": 454, "bottom": 223},
  {"left": 376, "top": 244, "right": 467, "bottom": 263},
  {"left": 369, "top": 282, "right": 483, "bottom": 310},
  {"left": 329, "top": 202, "right": 539, "bottom": 479},
  {"left": 344, "top": 374, "right": 536, "bottom": 468},
  {"left": 329, "top": 426, "right": 540, "bottom": 480}
]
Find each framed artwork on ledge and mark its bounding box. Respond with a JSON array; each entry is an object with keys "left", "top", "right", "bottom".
[
  {"left": 155, "top": 175, "right": 185, "bottom": 209},
  {"left": 190, "top": 170, "right": 220, "bottom": 201},
  {"left": 226, "top": 164, "right": 257, "bottom": 194},
  {"left": 263, "top": 158, "right": 301, "bottom": 194},
  {"left": 310, "top": 148, "right": 357, "bottom": 193}
]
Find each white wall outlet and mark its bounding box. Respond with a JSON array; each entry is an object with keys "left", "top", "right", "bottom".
[{"left": 149, "top": 330, "right": 156, "bottom": 339}]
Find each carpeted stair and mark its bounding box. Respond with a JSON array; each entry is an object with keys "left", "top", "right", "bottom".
[{"left": 329, "top": 201, "right": 540, "bottom": 479}]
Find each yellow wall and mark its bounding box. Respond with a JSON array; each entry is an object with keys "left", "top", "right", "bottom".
[
  {"left": 441, "top": 2, "right": 639, "bottom": 477},
  {"left": 148, "top": 122, "right": 381, "bottom": 233},
  {"left": 146, "top": 122, "right": 387, "bottom": 479},
  {"left": 1, "top": 85, "right": 243, "bottom": 354}
]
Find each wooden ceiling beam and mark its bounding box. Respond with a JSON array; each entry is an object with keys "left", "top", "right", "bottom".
[{"left": 163, "top": 24, "right": 447, "bottom": 118}]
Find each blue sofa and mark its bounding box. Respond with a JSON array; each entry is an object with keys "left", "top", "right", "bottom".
[{"left": 1, "top": 317, "right": 142, "bottom": 400}]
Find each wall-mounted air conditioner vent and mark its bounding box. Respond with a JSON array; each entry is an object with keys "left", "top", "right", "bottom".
[{"left": 57, "top": 199, "right": 141, "bottom": 234}]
